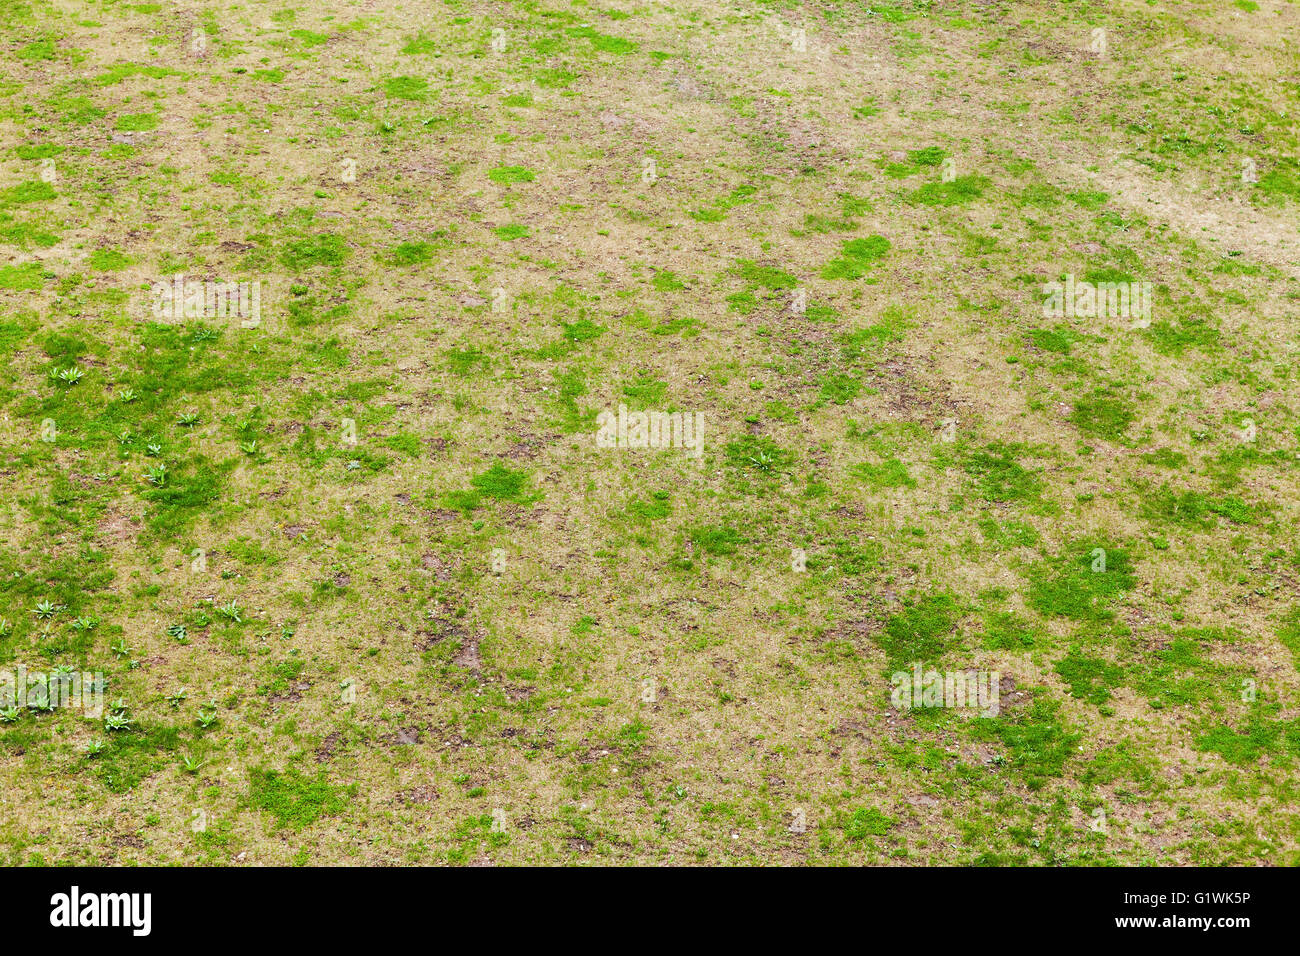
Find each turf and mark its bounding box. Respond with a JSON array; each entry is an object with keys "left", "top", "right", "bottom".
[{"left": 0, "top": 0, "right": 1298, "bottom": 866}]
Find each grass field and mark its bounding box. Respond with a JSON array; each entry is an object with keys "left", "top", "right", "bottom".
[{"left": 1, "top": 0, "right": 1299, "bottom": 866}]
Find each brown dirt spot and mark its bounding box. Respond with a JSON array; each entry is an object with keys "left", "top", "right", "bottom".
[
  {"left": 269, "top": 678, "right": 311, "bottom": 704},
  {"left": 415, "top": 615, "right": 466, "bottom": 651},
  {"left": 315, "top": 731, "right": 342, "bottom": 763},
  {"left": 505, "top": 439, "right": 540, "bottom": 460},
  {"left": 452, "top": 635, "right": 481, "bottom": 672},
  {"left": 396, "top": 785, "right": 439, "bottom": 805},
  {"left": 420, "top": 552, "right": 453, "bottom": 580},
  {"left": 382, "top": 726, "right": 423, "bottom": 747},
  {"left": 98, "top": 510, "right": 139, "bottom": 546}
]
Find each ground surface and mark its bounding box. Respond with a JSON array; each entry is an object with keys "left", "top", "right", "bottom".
[{"left": 1, "top": 0, "right": 1299, "bottom": 866}]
